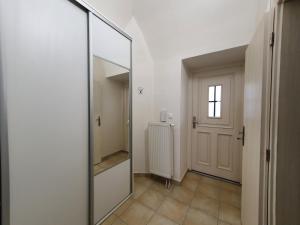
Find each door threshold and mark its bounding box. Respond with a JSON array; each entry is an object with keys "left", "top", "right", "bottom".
[{"left": 190, "top": 170, "right": 241, "bottom": 186}]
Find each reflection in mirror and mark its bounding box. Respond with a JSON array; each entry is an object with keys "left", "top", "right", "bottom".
[{"left": 93, "top": 56, "right": 129, "bottom": 176}]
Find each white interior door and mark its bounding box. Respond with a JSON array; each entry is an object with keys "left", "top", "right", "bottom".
[
  {"left": 191, "top": 68, "right": 244, "bottom": 182},
  {"left": 93, "top": 81, "right": 102, "bottom": 165},
  {"left": 241, "top": 16, "right": 267, "bottom": 225}
]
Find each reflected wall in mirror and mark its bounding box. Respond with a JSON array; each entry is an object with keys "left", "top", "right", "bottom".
[{"left": 93, "top": 56, "right": 130, "bottom": 176}]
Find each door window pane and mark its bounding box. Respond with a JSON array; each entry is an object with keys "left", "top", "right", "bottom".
[
  {"left": 209, "top": 86, "right": 215, "bottom": 101},
  {"left": 215, "top": 102, "right": 221, "bottom": 118},
  {"left": 215, "top": 85, "right": 222, "bottom": 101},
  {"left": 208, "top": 102, "right": 215, "bottom": 117},
  {"left": 208, "top": 85, "right": 222, "bottom": 118}
]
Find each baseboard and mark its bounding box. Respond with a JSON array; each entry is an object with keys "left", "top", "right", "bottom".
[{"left": 191, "top": 170, "right": 241, "bottom": 185}]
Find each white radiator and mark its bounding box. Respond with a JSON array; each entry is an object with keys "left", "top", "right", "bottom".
[{"left": 148, "top": 122, "right": 174, "bottom": 179}]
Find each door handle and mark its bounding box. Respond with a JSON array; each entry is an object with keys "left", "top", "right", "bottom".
[
  {"left": 237, "top": 126, "right": 245, "bottom": 146},
  {"left": 192, "top": 116, "right": 199, "bottom": 129},
  {"left": 96, "top": 116, "right": 101, "bottom": 127}
]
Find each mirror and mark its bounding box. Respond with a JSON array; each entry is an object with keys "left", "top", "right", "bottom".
[{"left": 93, "top": 56, "right": 130, "bottom": 176}]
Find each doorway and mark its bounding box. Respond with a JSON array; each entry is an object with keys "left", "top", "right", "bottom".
[{"left": 191, "top": 66, "right": 244, "bottom": 182}]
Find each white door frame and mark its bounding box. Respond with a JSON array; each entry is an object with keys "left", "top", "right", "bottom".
[
  {"left": 256, "top": 9, "right": 276, "bottom": 225},
  {"left": 268, "top": 2, "right": 288, "bottom": 225},
  {"left": 252, "top": 6, "right": 284, "bottom": 225}
]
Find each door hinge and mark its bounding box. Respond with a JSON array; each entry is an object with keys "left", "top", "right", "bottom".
[
  {"left": 266, "top": 149, "right": 271, "bottom": 162},
  {"left": 270, "top": 32, "right": 275, "bottom": 47}
]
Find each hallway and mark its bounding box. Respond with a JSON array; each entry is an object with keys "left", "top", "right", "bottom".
[
  {"left": 1, "top": 1, "right": 299, "bottom": 225},
  {"left": 101, "top": 172, "right": 241, "bottom": 225}
]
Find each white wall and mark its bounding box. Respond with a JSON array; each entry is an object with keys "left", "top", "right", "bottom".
[
  {"left": 153, "top": 57, "right": 182, "bottom": 179},
  {"left": 255, "top": 0, "right": 271, "bottom": 25},
  {"left": 125, "top": 18, "right": 154, "bottom": 173},
  {"left": 180, "top": 64, "right": 189, "bottom": 180}
]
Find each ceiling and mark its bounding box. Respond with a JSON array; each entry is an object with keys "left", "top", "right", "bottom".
[{"left": 132, "top": 0, "right": 260, "bottom": 61}]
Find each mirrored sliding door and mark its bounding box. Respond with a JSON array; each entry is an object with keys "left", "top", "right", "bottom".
[{"left": 89, "top": 13, "right": 132, "bottom": 225}]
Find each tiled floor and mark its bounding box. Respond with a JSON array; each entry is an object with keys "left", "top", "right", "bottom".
[
  {"left": 101, "top": 172, "right": 242, "bottom": 225},
  {"left": 94, "top": 151, "right": 129, "bottom": 175}
]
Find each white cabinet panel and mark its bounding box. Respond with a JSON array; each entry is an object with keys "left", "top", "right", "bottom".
[
  {"left": 94, "top": 160, "right": 131, "bottom": 224},
  {"left": 91, "top": 14, "right": 131, "bottom": 69}
]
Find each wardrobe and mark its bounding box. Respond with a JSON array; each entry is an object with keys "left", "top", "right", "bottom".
[{"left": 0, "top": 1, "right": 132, "bottom": 225}]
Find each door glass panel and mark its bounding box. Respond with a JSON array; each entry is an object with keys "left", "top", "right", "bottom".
[
  {"left": 216, "top": 85, "right": 222, "bottom": 101},
  {"left": 208, "top": 85, "right": 222, "bottom": 118},
  {"left": 215, "top": 102, "right": 221, "bottom": 118},
  {"left": 209, "top": 86, "right": 215, "bottom": 101},
  {"left": 208, "top": 102, "right": 215, "bottom": 117}
]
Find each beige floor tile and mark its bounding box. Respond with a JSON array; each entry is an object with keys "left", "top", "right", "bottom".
[
  {"left": 151, "top": 181, "right": 173, "bottom": 196},
  {"left": 219, "top": 203, "right": 241, "bottom": 225},
  {"left": 170, "top": 185, "right": 195, "bottom": 204},
  {"left": 185, "top": 172, "right": 202, "bottom": 182},
  {"left": 134, "top": 176, "right": 154, "bottom": 187},
  {"left": 148, "top": 214, "right": 178, "bottom": 225},
  {"left": 101, "top": 214, "right": 117, "bottom": 225},
  {"left": 196, "top": 182, "right": 220, "bottom": 200},
  {"left": 137, "top": 189, "right": 165, "bottom": 210},
  {"left": 183, "top": 208, "right": 218, "bottom": 225},
  {"left": 111, "top": 218, "right": 127, "bottom": 225},
  {"left": 220, "top": 182, "right": 241, "bottom": 194},
  {"left": 190, "top": 193, "right": 219, "bottom": 217},
  {"left": 220, "top": 189, "right": 241, "bottom": 208},
  {"left": 114, "top": 198, "right": 134, "bottom": 216},
  {"left": 181, "top": 177, "right": 199, "bottom": 192},
  {"left": 158, "top": 197, "right": 189, "bottom": 224},
  {"left": 120, "top": 202, "right": 154, "bottom": 225},
  {"left": 199, "top": 176, "right": 222, "bottom": 187},
  {"left": 133, "top": 182, "right": 148, "bottom": 199}
]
